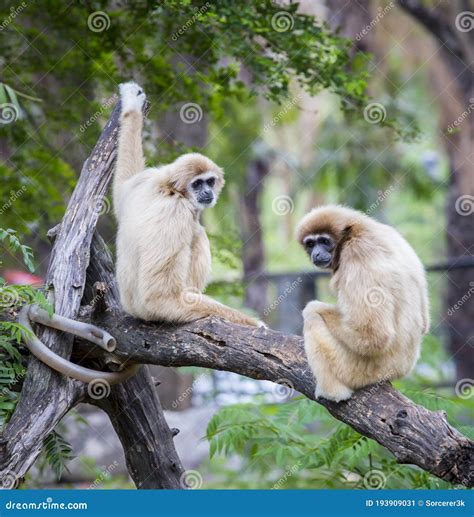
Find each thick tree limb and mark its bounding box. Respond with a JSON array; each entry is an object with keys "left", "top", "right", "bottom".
[
  {"left": 93, "top": 366, "right": 185, "bottom": 489},
  {"left": 0, "top": 103, "right": 123, "bottom": 482},
  {"left": 78, "top": 308, "right": 474, "bottom": 487},
  {"left": 1, "top": 101, "right": 184, "bottom": 490}
]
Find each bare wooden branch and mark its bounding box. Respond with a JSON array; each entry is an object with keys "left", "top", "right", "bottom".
[{"left": 79, "top": 308, "right": 474, "bottom": 487}]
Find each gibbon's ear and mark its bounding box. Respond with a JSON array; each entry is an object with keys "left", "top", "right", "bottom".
[{"left": 332, "top": 225, "right": 353, "bottom": 272}]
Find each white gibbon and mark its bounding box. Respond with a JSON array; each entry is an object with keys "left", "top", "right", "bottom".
[
  {"left": 296, "top": 205, "right": 429, "bottom": 402},
  {"left": 114, "top": 82, "right": 261, "bottom": 327}
]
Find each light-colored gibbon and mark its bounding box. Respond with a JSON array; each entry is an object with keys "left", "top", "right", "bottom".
[
  {"left": 296, "top": 205, "right": 429, "bottom": 402},
  {"left": 113, "top": 82, "right": 261, "bottom": 327}
]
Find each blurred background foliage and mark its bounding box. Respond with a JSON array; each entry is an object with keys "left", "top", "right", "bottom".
[{"left": 0, "top": 0, "right": 472, "bottom": 490}]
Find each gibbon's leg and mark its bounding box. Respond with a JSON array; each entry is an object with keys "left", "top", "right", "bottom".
[
  {"left": 303, "top": 302, "right": 354, "bottom": 402},
  {"left": 167, "top": 292, "right": 261, "bottom": 327},
  {"left": 114, "top": 82, "right": 146, "bottom": 207}
]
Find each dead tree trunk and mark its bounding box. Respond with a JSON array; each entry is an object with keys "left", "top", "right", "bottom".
[
  {"left": 1, "top": 95, "right": 473, "bottom": 490},
  {"left": 0, "top": 102, "right": 184, "bottom": 490}
]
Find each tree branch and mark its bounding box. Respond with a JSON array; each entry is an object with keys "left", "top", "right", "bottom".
[{"left": 79, "top": 308, "right": 473, "bottom": 487}]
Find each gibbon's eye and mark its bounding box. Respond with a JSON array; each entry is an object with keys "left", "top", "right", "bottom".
[
  {"left": 304, "top": 239, "right": 315, "bottom": 249},
  {"left": 207, "top": 177, "right": 215, "bottom": 187},
  {"left": 192, "top": 179, "right": 203, "bottom": 189},
  {"left": 318, "top": 237, "right": 330, "bottom": 247}
]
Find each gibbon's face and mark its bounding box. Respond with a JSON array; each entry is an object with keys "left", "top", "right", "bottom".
[
  {"left": 303, "top": 233, "right": 335, "bottom": 269},
  {"left": 188, "top": 171, "right": 219, "bottom": 210}
]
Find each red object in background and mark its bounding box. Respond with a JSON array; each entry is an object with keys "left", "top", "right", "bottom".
[{"left": 4, "top": 269, "right": 44, "bottom": 286}]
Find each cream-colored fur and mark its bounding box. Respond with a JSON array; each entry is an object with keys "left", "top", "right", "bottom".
[
  {"left": 114, "top": 82, "right": 260, "bottom": 327},
  {"left": 296, "top": 205, "right": 430, "bottom": 402}
]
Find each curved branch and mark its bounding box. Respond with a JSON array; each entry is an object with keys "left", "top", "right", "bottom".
[{"left": 75, "top": 309, "right": 473, "bottom": 488}]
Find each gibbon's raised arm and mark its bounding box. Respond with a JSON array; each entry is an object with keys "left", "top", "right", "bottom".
[
  {"left": 114, "top": 82, "right": 146, "bottom": 209},
  {"left": 297, "top": 205, "right": 429, "bottom": 402},
  {"left": 113, "top": 82, "right": 262, "bottom": 328}
]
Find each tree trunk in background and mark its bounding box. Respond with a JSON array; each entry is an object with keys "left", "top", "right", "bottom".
[
  {"left": 397, "top": 0, "right": 474, "bottom": 380},
  {"left": 241, "top": 155, "right": 271, "bottom": 317}
]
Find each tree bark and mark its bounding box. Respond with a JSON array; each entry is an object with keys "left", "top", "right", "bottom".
[{"left": 1, "top": 101, "right": 184, "bottom": 490}]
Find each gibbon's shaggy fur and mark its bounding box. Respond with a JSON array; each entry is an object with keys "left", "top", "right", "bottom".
[
  {"left": 296, "top": 205, "right": 429, "bottom": 402},
  {"left": 113, "top": 82, "right": 260, "bottom": 326}
]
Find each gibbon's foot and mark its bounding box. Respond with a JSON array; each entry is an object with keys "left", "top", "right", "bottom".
[
  {"left": 257, "top": 320, "right": 268, "bottom": 329},
  {"left": 119, "top": 81, "right": 146, "bottom": 114},
  {"left": 314, "top": 382, "right": 353, "bottom": 402}
]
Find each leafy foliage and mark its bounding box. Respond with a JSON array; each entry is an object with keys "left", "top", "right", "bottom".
[
  {"left": 205, "top": 333, "right": 472, "bottom": 489},
  {"left": 39, "top": 429, "right": 75, "bottom": 480}
]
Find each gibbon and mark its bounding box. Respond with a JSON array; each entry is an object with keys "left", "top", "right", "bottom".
[
  {"left": 113, "top": 82, "right": 261, "bottom": 327},
  {"left": 296, "top": 205, "right": 429, "bottom": 402}
]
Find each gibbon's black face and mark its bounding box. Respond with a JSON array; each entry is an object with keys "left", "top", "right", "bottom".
[
  {"left": 189, "top": 172, "right": 218, "bottom": 209},
  {"left": 303, "top": 233, "right": 335, "bottom": 269}
]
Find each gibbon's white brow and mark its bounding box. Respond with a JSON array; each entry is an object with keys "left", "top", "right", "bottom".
[
  {"left": 193, "top": 171, "right": 217, "bottom": 181},
  {"left": 304, "top": 233, "right": 331, "bottom": 243}
]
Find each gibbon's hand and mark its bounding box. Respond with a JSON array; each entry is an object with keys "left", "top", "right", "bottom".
[{"left": 119, "top": 81, "right": 146, "bottom": 114}]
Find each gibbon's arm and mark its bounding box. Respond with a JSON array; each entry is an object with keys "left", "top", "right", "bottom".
[
  {"left": 305, "top": 298, "right": 396, "bottom": 357},
  {"left": 114, "top": 82, "right": 146, "bottom": 208}
]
